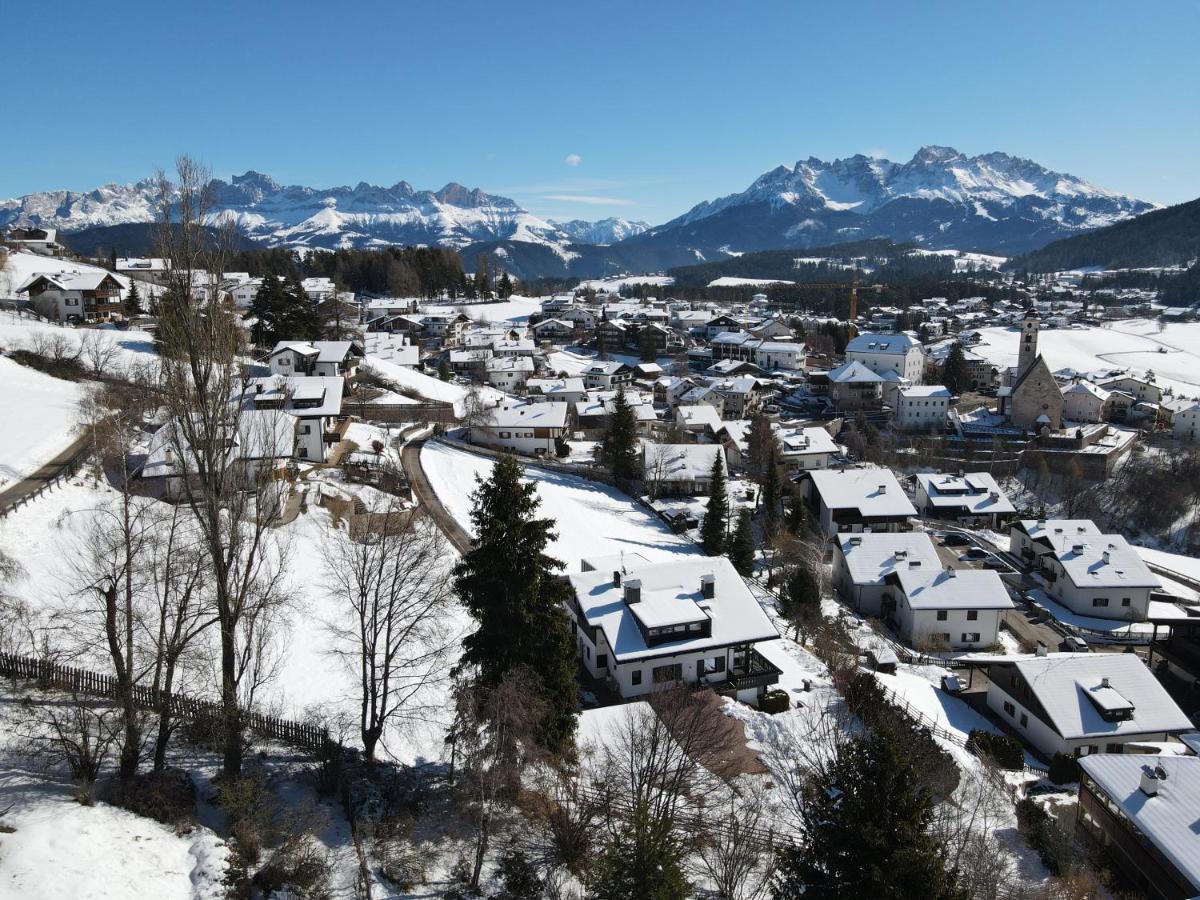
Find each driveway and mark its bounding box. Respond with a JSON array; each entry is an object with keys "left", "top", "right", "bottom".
[{"left": 400, "top": 435, "right": 473, "bottom": 554}]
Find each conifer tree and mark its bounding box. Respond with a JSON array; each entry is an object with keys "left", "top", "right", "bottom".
[
  {"left": 497, "top": 270, "right": 514, "bottom": 299},
  {"left": 729, "top": 510, "right": 755, "bottom": 576},
  {"left": 773, "top": 728, "right": 964, "bottom": 900},
  {"left": 283, "top": 274, "right": 324, "bottom": 340},
  {"left": 437, "top": 357, "right": 451, "bottom": 381},
  {"left": 601, "top": 386, "right": 640, "bottom": 482},
  {"left": 700, "top": 454, "right": 729, "bottom": 555},
  {"left": 777, "top": 561, "right": 821, "bottom": 640},
  {"left": 250, "top": 274, "right": 289, "bottom": 345},
  {"left": 785, "top": 491, "right": 807, "bottom": 536},
  {"left": 452, "top": 455, "right": 577, "bottom": 752},
  {"left": 942, "top": 342, "right": 970, "bottom": 395},
  {"left": 745, "top": 414, "right": 776, "bottom": 480},
  {"left": 123, "top": 280, "right": 143, "bottom": 318},
  {"left": 761, "top": 444, "right": 783, "bottom": 541}
]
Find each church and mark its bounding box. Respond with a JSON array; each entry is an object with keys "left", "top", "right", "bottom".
[{"left": 999, "top": 310, "right": 1063, "bottom": 432}]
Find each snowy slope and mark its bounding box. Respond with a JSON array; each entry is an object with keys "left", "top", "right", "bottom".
[
  {"left": 551, "top": 217, "right": 651, "bottom": 245},
  {"left": 420, "top": 441, "right": 700, "bottom": 571},
  {"left": 0, "top": 357, "right": 85, "bottom": 488}
]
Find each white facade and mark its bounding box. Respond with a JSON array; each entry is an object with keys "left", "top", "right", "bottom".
[
  {"left": 844, "top": 332, "right": 925, "bottom": 384},
  {"left": 894, "top": 385, "right": 950, "bottom": 431},
  {"left": 470, "top": 401, "right": 568, "bottom": 456},
  {"left": 1173, "top": 402, "right": 1200, "bottom": 442}
]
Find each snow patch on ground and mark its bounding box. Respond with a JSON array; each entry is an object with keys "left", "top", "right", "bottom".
[{"left": 0, "top": 357, "right": 85, "bottom": 487}]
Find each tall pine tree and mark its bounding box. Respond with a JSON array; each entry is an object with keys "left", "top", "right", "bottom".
[
  {"left": 773, "top": 728, "right": 965, "bottom": 900},
  {"left": 250, "top": 274, "right": 289, "bottom": 346},
  {"left": 452, "top": 455, "right": 578, "bottom": 752},
  {"left": 601, "top": 386, "right": 640, "bottom": 482},
  {"left": 729, "top": 510, "right": 755, "bottom": 576},
  {"left": 700, "top": 453, "right": 729, "bottom": 555},
  {"left": 761, "top": 444, "right": 783, "bottom": 541},
  {"left": 941, "top": 342, "right": 970, "bottom": 396},
  {"left": 123, "top": 280, "right": 143, "bottom": 318}
]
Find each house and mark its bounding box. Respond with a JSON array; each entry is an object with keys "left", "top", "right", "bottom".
[
  {"left": 710, "top": 331, "right": 760, "bottom": 362},
  {"left": 704, "top": 314, "right": 744, "bottom": 340},
  {"left": 470, "top": 401, "right": 569, "bottom": 456},
  {"left": 1100, "top": 375, "right": 1163, "bottom": 406},
  {"left": 558, "top": 306, "right": 596, "bottom": 330},
  {"left": 243, "top": 376, "right": 346, "bottom": 463},
  {"left": 749, "top": 318, "right": 794, "bottom": 341},
  {"left": 142, "top": 409, "right": 297, "bottom": 500},
  {"left": 492, "top": 339, "right": 536, "bottom": 358},
  {"left": 484, "top": 355, "right": 534, "bottom": 392},
  {"left": 844, "top": 332, "right": 925, "bottom": 384},
  {"left": 449, "top": 348, "right": 492, "bottom": 375},
  {"left": 797, "top": 467, "right": 916, "bottom": 536},
  {"left": 984, "top": 653, "right": 1192, "bottom": 759},
  {"left": 564, "top": 554, "right": 781, "bottom": 703},
  {"left": 230, "top": 277, "right": 264, "bottom": 309},
  {"left": 526, "top": 377, "right": 587, "bottom": 404},
  {"left": 1062, "top": 380, "right": 1112, "bottom": 424},
  {"left": 643, "top": 443, "right": 724, "bottom": 496},
  {"left": 893, "top": 385, "right": 951, "bottom": 431},
  {"left": 825, "top": 361, "right": 884, "bottom": 410},
  {"left": 832, "top": 531, "right": 944, "bottom": 616},
  {"left": 885, "top": 566, "right": 1012, "bottom": 650},
  {"left": 712, "top": 377, "right": 762, "bottom": 419},
  {"left": 1172, "top": 401, "right": 1200, "bottom": 442},
  {"left": 595, "top": 318, "right": 631, "bottom": 353},
  {"left": 3, "top": 227, "right": 63, "bottom": 256},
  {"left": 268, "top": 341, "right": 363, "bottom": 380},
  {"left": 1009, "top": 520, "right": 1160, "bottom": 621},
  {"left": 754, "top": 341, "right": 805, "bottom": 371},
  {"left": 115, "top": 257, "right": 172, "bottom": 286},
  {"left": 19, "top": 269, "right": 126, "bottom": 323},
  {"left": 675, "top": 404, "right": 723, "bottom": 437},
  {"left": 1077, "top": 754, "right": 1200, "bottom": 900},
  {"left": 582, "top": 361, "right": 633, "bottom": 390},
  {"left": 706, "top": 358, "right": 762, "bottom": 378},
  {"left": 531, "top": 318, "right": 574, "bottom": 340},
  {"left": 653, "top": 376, "right": 693, "bottom": 407},
  {"left": 914, "top": 472, "right": 1015, "bottom": 527},
  {"left": 633, "top": 362, "right": 664, "bottom": 381},
  {"left": 776, "top": 426, "right": 840, "bottom": 472},
  {"left": 678, "top": 383, "right": 725, "bottom": 416}
]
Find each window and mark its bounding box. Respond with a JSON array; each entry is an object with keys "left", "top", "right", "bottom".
[
  {"left": 1002, "top": 700, "right": 1015, "bottom": 717},
  {"left": 652, "top": 663, "right": 682, "bottom": 684},
  {"left": 710, "top": 655, "right": 726, "bottom": 673},
  {"left": 499, "top": 431, "right": 511, "bottom": 438},
  {"left": 1020, "top": 713, "right": 1028, "bottom": 727},
  {"left": 961, "top": 632, "right": 980, "bottom": 643},
  {"left": 298, "top": 446, "right": 308, "bottom": 458},
  {"left": 596, "top": 654, "right": 608, "bottom": 670},
  {"left": 300, "top": 424, "right": 310, "bottom": 434},
  {"left": 632, "top": 669, "right": 642, "bottom": 686},
  {"left": 936, "top": 610, "right": 948, "bottom": 621},
  {"left": 688, "top": 623, "right": 702, "bottom": 632},
  {"left": 967, "top": 610, "right": 978, "bottom": 621},
  {"left": 1092, "top": 598, "right": 1109, "bottom": 608},
  {"left": 585, "top": 646, "right": 591, "bottom": 660},
  {"left": 940, "top": 633, "right": 950, "bottom": 642},
  {"left": 1105, "top": 743, "right": 1123, "bottom": 754},
  {"left": 1121, "top": 598, "right": 1131, "bottom": 607}
]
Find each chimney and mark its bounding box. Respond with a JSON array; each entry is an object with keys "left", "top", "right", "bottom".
[
  {"left": 1100, "top": 677, "right": 1111, "bottom": 688},
  {"left": 1139, "top": 766, "right": 1159, "bottom": 797},
  {"left": 946, "top": 566, "right": 956, "bottom": 578},
  {"left": 700, "top": 573, "right": 716, "bottom": 599},
  {"left": 624, "top": 579, "right": 641, "bottom": 604},
  {"left": 612, "top": 570, "right": 621, "bottom": 587},
  {"left": 1102, "top": 550, "right": 1110, "bottom": 564},
  {"left": 878, "top": 483, "right": 887, "bottom": 494},
  {"left": 1036, "top": 642, "right": 1047, "bottom": 657}
]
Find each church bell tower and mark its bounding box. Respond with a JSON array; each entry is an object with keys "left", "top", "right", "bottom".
[{"left": 1018, "top": 308, "right": 1041, "bottom": 377}]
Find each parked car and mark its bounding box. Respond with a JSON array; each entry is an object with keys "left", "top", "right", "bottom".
[
  {"left": 1062, "top": 636, "right": 1090, "bottom": 653},
  {"left": 941, "top": 674, "right": 965, "bottom": 694},
  {"left": 982, "top": 558, "right": 1009, "bottom": 571},
  {"left": 959, "top": 547, "right": 989, "bottom": 561},
  {"left": 942, "top": 532, "right": 971, "bottom": 547}
]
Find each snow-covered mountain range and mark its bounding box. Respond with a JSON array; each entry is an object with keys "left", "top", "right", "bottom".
[{"left": 0, "top": 148, "right": 1156, "bottom": 277}]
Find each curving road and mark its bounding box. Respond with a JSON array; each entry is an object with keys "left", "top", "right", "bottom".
[{"left": 401, "top": 436, "right": 473, "bottom": 555}]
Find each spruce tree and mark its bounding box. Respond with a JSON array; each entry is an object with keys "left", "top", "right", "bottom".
[
  {"left": 700, "top": 454, "right": 729, "bottom": 555},
  {"left": 773, "top": 728, "right": 965, "bottom": 900},
  {"left": 123, "top": 280, "right": 143, "bottom": 318},
  {"left": 601, "top": 386, "right": 640, "bottom": 482},
  {"left": 437, "top": 358, "right": 451, "bottom": 381},
  {"left": 283, "top": 274, "right": 324, "bottom": 340},
  {"left": 761, "top": 444, "right": 783, "bottom": 541},
  {"left": 785, "top": 491, "right": 807, "bottom": 535},
  {"left": 250, "top": 274, "right": 289, "bottom": 346},
  {"left": 729, "top": 509, "right": 755, "bottom": 576},
  {"left": 497, "top": 271, "right": 514, "bottom": 299},
  {"left": 452, "top": 455, "right": 577, "bottom": 752},
  {"left": 942, "top": 342, "right": 970, "bottom": 395},
  {"left": 591, "top": 808, "right": 688, "bottom": 900},
  {"left": 777, "top": 562, "right": 821, "bottom": 640}
]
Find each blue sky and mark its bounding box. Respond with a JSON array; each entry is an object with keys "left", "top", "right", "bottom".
[{"left": 5, "top": 0, "right": 1198, "bottom": 224}]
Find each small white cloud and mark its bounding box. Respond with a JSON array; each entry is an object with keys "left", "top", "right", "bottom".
[
  {"left": 564, "top": 153, "right": 582, "bottom": 167},
  {"left": 542, "top": 194, "right": 635, "bottom": 206}
]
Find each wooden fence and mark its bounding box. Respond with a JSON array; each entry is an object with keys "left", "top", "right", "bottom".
[
  {"left": 0, "top": 652, "right": 333, "bottom": 754},
  {"left": 0, "top": 436, "right": 90, "bottom": 518}
]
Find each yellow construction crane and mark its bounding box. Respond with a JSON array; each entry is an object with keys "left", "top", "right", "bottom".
[{"left": 784, "top": 272, "right": 883, "bottom": 337}]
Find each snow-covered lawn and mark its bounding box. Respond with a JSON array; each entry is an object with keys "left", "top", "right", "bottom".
[
  {"left": 969, "top": 319, "right": 1200, "bottom": 400},
  {"left": 707, "top": 276, "right": 794, "bottom": 287},
  {"left": 545, "top": 347, "right": 594, "bottom": 376},
  {"left": 361, "top": 353, "right": 504, "bottom": 416},
  {"left": 0, "top": 357, "right": 86, "bottom": 488},
  {"left": 421, "top": 296, "right": 543, "bottom": 324},
  {"left": 420, "top": 441, "right": 700, "bottom": 571},
  {"left": 1135, "top": 544, "right": 1200, "bottom": 584},
  {"left": 576, "top": 275, "right": 674, "bottom": 292},
  {"left": 0, "top": 311, "right": 159, "bottom": 374}
]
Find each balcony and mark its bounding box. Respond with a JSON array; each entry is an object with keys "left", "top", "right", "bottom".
[{"left": 721, "top": 648, "right": 782, "bottom": 694}]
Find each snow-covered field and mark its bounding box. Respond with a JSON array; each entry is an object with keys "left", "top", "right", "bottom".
[
  {"left": 361, "top": 352, "right": 503, "bottom": 416},
  {"left": 0, "top": 312, "right": 159, "bottom": 374},
  {"left": 545, "top": 347, "right": 594, "bottom": 376},
  {"left": 576, "top": 274, "right": 674, "bottom": 292},
  {"left": 420, "top": 441, "right": 700, "bottom": 571},
  {"left": 969, "top": 319, "right": 1200, "bottom": 400},
  {"left": 707, "top": 276, "right": 794, "bottom": 288},
  {"left": 1136, "top": 544, "right": 1200, "bottom": 584},
  {"left": 0, "top": 357, "right": 85, "bottom": 488}
]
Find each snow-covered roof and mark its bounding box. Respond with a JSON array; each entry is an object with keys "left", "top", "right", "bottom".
[
  {"left": 900, "top": 385, "right": 952, "bottom": 399},
  {"left": 1063, "top": 379, "right": 1111, "bottom": 401},
  {"left": 827, "top": 360, "right": 885, "bottom": 384},
  {"left": 1079, "top": 754, "right": 1200, "bottom": 890},
  {"left": 583, "top": 361, "right": 628, "bottom": 376},
  {"left": 807, "top": 468, "right": 916, "bottom": 518},
  {"left": 568, "top": 556, "right": 778, "bottom": 661},
  {"left": 836, "top": 532, "right": 943, "bottom": 586},
  {"left": 1003, "top": 653, "right": 1191, "bottom": 741},
  {"left": 845, "top": 332, "right": 920, "bottom": 355},
  {"left": 18, "top": 269, "right": 122, "bottom": 292},
  {"left": 891, "top": 567, "right": 1013, "bottom": 611},
  {"left": 1052, "top": 534, "right": 1160, "bottom": 590},
  {"left": 916, "top": 471, "right": 1015, "bottom": 515},
  {"left": 244, "top": 375, "right": 345, "bottom": 418},
  {"left": 483, "top": 401, "right": 568, "bottom": 429},
  {"left": 643, "top": 443, "right": 723, "bottom": 482},
  {"left": 268, "top": 340, "right": 357, "bottom": 364},
  {"left": 778, "top": 426, "right": 839, "bottom": 457},
  {"left": 143, "top": 409, "right": 296, "bottom": 477},
  {"left": 757, "top": 340, "right": 804, "bottom": 353},
  {"left": 676, "top": 404, "right": 722, "bottom": 430},
  {"left": 527, "top": 377, "right": 585, "bottom": 395},
  {"left": 1016, "top": 519, "right": 1103, "bottom": 548},
  {"left": 485, "top": 356, "right": 534, "bottom": 373}
]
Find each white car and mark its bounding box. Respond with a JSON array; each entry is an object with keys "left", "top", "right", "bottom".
[{"left": 941, "top": 674, "right": 964, "bottom": 694}]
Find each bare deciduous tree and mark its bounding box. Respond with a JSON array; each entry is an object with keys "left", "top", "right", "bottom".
[
  {"left": 322, "top": 505, "right": 456, "bottom": 763},
  {"left": 78, "top": 328, "right": 122, "bottom": 377}
]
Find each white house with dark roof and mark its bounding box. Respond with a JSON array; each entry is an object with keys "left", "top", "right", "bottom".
[
  {"left": 798, "top": 467, "right": 917, "bottom": 536},
  {"left": 844, "top": 332, "right": 925, "bottom": 384},
  {"left": 914, "top": 472, "right": 1015, "bottom": 526},
  {"left": 983, "top": 653, "right": 1192, "bottom": 758},
  {"left": 565, "top": 554, "right": 781, "bottom": 703},
  {"left": 1009, "top": 520, "right": 1160, "bottom": 620}
]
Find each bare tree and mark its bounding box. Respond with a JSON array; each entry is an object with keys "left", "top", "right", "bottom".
[
  {"left": 27, "top": 329, "right": 82, "bottom": 366},
  {"left": 460, "top": 384, "right": 491, "bottom": 440},
  {"left": 645, "top": 442, "right": 673, "bottom": 501},
  {"left": 321, "top": 505, "right": 456, "bottom": 763},
  {"left": 153, "top": 155, "right": 290, "bottom": 778},
  {"left": 691, "top": 783, "right": 775, "bottom": 900},
  {"left": 78, "top": 328, "right": 122, "bottom": 377}
]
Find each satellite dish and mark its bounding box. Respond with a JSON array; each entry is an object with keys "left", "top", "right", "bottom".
[{"left": 1154, "top": 765, "right": 1168, "bottom": 780}]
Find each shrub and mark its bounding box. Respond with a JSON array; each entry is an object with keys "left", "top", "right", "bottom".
[
  {"left": 494, "top": 848, "right": 542, "bottom": 900},
  {"left": 103, "top": 767, "right": 197, "bottom": 826},
  {"left": 252, "top": 834, "right": 333, "bottom": 899},
  {"left": 1015, "top": 797, "right": 1068, "bottom": 875},
  {"left": 759, "top": 689, "right": 790, "bottom": 714},
  {"left": 1048, "top": 752, "right": 1079, "bottom": 785},
  {"left": 966, "top": 730, "right": 1024, "bottom": 770}
]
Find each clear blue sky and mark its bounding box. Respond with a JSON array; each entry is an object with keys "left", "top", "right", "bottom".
[{"left": 5, "top": 0, "right": 1198, "bottom": 224}]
